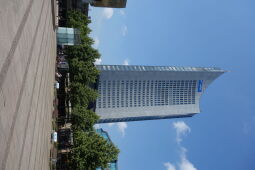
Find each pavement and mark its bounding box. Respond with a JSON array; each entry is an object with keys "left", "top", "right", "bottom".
[{"left": 0, "top": 0, "right": 56, "bottom": 169}]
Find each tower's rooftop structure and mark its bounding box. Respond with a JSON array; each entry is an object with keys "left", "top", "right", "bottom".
[
  {"left": 96, "top": 65, "right": 225, "bottom": 72},
  {"left": 95, "top": 65, "right": 226, "bottom": 123}
]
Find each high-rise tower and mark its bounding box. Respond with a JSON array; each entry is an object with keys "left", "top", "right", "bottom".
[{"left": 95, "top": 65, "right": 225, "bottom": 123}]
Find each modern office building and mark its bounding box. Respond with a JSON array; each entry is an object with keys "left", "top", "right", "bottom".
[
  {"left": 96, "top": 128, "right": 118, "bottom": 170},
  {"left": 95, "top": 65, "right": 225, "bottom": 123}
]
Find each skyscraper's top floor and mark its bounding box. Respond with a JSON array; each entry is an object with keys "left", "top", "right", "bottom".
[{"left": 96, "top": 65, "right": 226, "bottom": 73}]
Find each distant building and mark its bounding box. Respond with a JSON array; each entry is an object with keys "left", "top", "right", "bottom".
[
  {"left": 90, "top": 0, "right": 127, "bottom": 8},
  {"left": 95, "top": 65, "right": 226, "bottom": 123},
  {"left": 96, "top": 128, "right": 118, "bottom": 170},
  {"left": 58, "top": 0, "right": 89, "bottom": 27}
]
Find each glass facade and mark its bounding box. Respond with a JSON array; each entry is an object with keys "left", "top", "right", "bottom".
[
  {"left": 95, "top": 129, "right": 118, "bottom": 170},
  {"left": 57, "top": 27, "right": 81, "bottom": 46}
]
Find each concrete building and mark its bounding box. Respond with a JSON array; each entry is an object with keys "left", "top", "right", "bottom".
[{"left": 95, "top": 65, "right": 226, "bottom": 123}]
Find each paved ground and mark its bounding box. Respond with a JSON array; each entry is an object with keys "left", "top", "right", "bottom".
[{"left": 0, "top": 0, "right": 56, "bottom": 169}]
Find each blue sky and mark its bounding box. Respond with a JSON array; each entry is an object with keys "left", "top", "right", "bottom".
[{"left": 89, "top": 0, "right": 255, "bottom": 169}]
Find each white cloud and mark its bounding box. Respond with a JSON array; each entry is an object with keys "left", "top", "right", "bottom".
[
  {"left": 179, "top": 147, "right": 197, "bottom": 170},
  {"left": 173, "top": 121, "right": 191, "bottom": 143},
  {"left": 93, "top": 124, "right": 101, "bottom": 129},
  {"left": 165, "top": 147, "right": 197, "bottom": 170},
  {"left": 165, "top": 121, "right": 197, "bottom": 170},
  {"left": 121, "top": 25, "right": 128, "bottom": 36},
  {"left": 94, "top": 58, "right": 102, "bottom": 65},
  {"left": 102, "top": 8, "right": 114, "bottom": 19},
  {"left": 164, "top": 162, "right": 176, "bottom": 170},
  {"left": 93, "top": 36, "right": 100, "bottom": 48},
  {"left": 106, "top": 122, "right": 128, "bottom": 137},
  {"left": 123, "top": 59, "right": 130, "bottom": 65},
  {"left": 179, "top": 158, "right": 197, "bottom": 170},
  {"left": 120, "top": 10, "right": 125, "bottom": 16},
  {"left": 107, "top": 123, "right": 115, "bottom": 127},
  {"left": 117, "top": 122, "right": 127, "bottom": 137}
]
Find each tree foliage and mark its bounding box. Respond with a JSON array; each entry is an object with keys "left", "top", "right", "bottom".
[
  {"left": 71, "top": 131, "right": 120, "bottom": 170},
  {"left": 68, "top": 57, "right": 99, "bottom": 85},
  {"left": 69, "top": 82, "right": 98, "bottom": 107},
  {"left": 67, "top": 10, "right": 93, "bottom": 45},
  {"left": 63, "top": 9, "right": 120, "bottom": 170},
  {"left": 72, "top": 106, "right": 99, "bottom": 131},
  {"left": 65, "top": 11, "right": 101, "bottom": 86},
  {"left": 65, "top": 44, "right": 100, "bottom": 62}
]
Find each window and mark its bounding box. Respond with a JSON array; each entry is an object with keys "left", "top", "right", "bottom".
[{"left": 96, "top": 79, "right": 197, "bottom": 109}]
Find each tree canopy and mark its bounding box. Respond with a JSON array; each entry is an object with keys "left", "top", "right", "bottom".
[
  {"left": 69, "top": 82, "right": 98, "bottom": 107},
  {"left": 72, "top": 106, "right": 99, "bottom": 131},
  {"left": 71, "top": 131, "right": 120, "bottom": 170},
  {"left": 68, "top": 57, "right": 99, "bottom": 85},
  {"left": 62, "top": 9, "right": 119, "bottom": 170},
  {"left": 65, "top": 44, "right": 100, "bottom": 62},
  {"left": 67, "top": 10, "right": 94, "bottom": 45}
]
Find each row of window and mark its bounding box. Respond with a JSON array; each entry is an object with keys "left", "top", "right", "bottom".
[
  {"left": 96, "top": 65, "right": 221, "bottom": 72},
  {"left": 97, "top": 80, "right": 197, "bottom": 108}
]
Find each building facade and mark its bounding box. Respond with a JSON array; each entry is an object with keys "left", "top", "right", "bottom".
[
  {"left": 57, "top": 27, "right": 81, "bottom": 46},
  {"left": 96, "top": 128, "right": 118, "bottom": 170},
  {"left": 90, "top": 0, "right": 127, "bottom": 8},
  {"left": 95, "top": 65, "right": 225, "bottom": 123}
]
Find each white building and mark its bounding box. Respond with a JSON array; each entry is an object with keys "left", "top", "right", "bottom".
[{"left": 95, "top": 65, "right": 226, "bottom": 123}]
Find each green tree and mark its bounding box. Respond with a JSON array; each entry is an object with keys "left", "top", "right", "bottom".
[
  {"left": 68, "top": 58, "right": 99, "bottom": 85},
  {"left": 67, "top": 10, "right": 91, "bottom": 28},
  {"left": 67, "top": 10, "right": 94, "bottom": 45},
  {"left": 72, "top": 106, "right": 99, "bottom": 131},
  {"left": 65, "top": 10, "right": 101, "bottom": 86},
  {"left": 65, "top": 44, "right": 100, "bottom": 63},
  {"left": 69, "top": 82, "right": 98, "bottom": 107},
  {"left": 62, "top": 9, "right": 121, "bottom": 170},
  {"left": 71, "top": 131, "right": 120, "bottom": 170}
]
